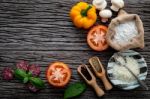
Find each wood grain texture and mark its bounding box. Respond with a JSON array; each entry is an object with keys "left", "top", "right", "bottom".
[{"left": 0, "top": 0, "right": 150, "bottom": 99}]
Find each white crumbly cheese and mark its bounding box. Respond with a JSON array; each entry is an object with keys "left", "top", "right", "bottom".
[
  {"left": 113, "top": 56, "right": 140, "bottom": 83},
  {"left": 114, "top": 21, "right": 138, "bottom": 45}
]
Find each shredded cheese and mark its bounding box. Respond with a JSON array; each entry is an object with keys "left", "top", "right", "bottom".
[{"left": 112, "top": 56, "right": 140, "bottom": 83}]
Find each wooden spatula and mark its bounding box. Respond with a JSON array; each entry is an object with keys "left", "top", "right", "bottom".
[
  {"left": 89, "top": 56, "right": 112, "bottom": 90},
  {"left": 77, "top": 64, "right": 105, "bottom": 97}
]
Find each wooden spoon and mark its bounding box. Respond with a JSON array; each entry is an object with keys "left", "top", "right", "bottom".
[
  {"left": 77, "top": 64, "right": 105, "bottom": 97},
  {"left": 89, "top": 56, "right": 113, "bottom": 90}
]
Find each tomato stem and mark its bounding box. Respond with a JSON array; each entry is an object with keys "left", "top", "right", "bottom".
[{"left": 81, "top": 5, "right": 92, "bottom": 17}]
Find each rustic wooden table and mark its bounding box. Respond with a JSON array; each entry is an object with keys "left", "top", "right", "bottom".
[{"left": 0, "top": 0, "right": 150, "bottom": 99}]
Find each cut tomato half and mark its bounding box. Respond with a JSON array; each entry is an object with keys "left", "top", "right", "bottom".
[
  {"left": 87, "top": 25, "right": 109, "bottom": 51},
  {"left": 46, "top": 62, "right": 71, "bottom": 87}
]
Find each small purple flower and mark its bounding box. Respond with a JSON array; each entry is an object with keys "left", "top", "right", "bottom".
[
  {"left": 2, "top": 67, "right": 14, "bottom": 80},
  {"left": 28, "top": 64, "right": 41, "bottom": 76},
  {"left": 16, "top": 60, "right": 29, "bottom": 71},
  {"left": 27, "top": 84, "right": 39, "bottom": 92}
]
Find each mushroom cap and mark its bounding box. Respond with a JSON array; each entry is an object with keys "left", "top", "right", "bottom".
[
  {"left": 111, "top": 0, "right": 124, "bottom": 8},
  {"left": 99, "top": 9, "right": 112, "bottom": 18},
  {"left": 93, "top": 0, "right": 104, "bottom": 5},
  {"left": 92, "top": 0, "right": 107, "bottom": 10}
]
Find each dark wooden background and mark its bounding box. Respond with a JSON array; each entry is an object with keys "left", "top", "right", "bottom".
[{"left": 0, "top": 0, "right": 150, "bottom": 99}]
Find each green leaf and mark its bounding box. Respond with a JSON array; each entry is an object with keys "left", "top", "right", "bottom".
[
  {"left": 29, "top": 77, "right": 45, "bottom": 88},
  {"left": 14, "top": 69, "right": 28, "bottom": 81},
  {"left": 64, "top": 82, "right": 86, "bottom": 99},
  {"left": 27, "top": 72, "right": 32, "bottom": 77},
  {"left": 23, "top": 77, "right": 29, "bottom": 83}
]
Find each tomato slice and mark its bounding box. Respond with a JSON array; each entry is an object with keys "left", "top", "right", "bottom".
[
  {"left": 46, "top": 62, "right": 71, "bottom": 87},
  {"left": 87, "top": 25, "right": 108, "bottom": 51}
]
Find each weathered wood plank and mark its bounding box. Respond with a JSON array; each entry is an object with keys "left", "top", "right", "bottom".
[
  {"left": 0, "top": 50, "right": 150, "bottom": 99},
  {"left": 0, "top": 0, "right": 150, "bottom": 51},
  {"left": 0, "top": 0, "right": 150, "bottom": 99}
]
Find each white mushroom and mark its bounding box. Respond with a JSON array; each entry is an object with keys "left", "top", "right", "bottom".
[
  {"left": 99, "top": 9, "right": 112, "bottom": 23},
  {"left": 111, "top": 0, "right": 124, "bottom": 12},
  {"left": 92, "top": 0, "right": 107, "bottom": 10}
]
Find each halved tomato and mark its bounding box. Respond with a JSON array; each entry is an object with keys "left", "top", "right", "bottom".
[
  {"left": 87, "top": 25, "right": 108, "bottom": 51},
  {"left": 46, "top": 62, "right": 71, "bottom": 87}
]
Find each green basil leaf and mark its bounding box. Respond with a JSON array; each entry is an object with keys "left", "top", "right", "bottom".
[
  {"left": 64, "top": 82, "right": 86, "bottom": 99},
  {"left": 29, "top": 77, "right": 45, "bottom": 88},
  {"left": 27, "top": 72, "right": 32, "bottom": 77},
  {"left": 14, "top": 69, "right": 28, "bottom": 80},
  {"left": 23, "top": 77, "right": 29, "bottom": 83}
]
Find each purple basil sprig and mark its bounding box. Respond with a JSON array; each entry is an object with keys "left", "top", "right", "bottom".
[
  {"left": 27, "top": 83, "right": 39, "bottom": 92},
  {"left": 28, "top": 64, "right": 41, "bottom": 77},
  {"left": 16, "top": 60, "right": 29, "bottom": 71},
  {"left": 16, "top": 61, "right": 41, "bottom": 77},
  {"left": 2, "top": 67, "right": 14, "bottom": 80}
]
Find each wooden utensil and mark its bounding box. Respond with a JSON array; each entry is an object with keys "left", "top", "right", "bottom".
[
  {"left": 89, "top": 56, "right": 113, "bottom": 90},
  {"left": 77, "top": 64, "right": 105, "bottom": 97}
]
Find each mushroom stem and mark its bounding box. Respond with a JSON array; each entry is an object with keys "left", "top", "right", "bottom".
[
  {"left": 101, "top": 18, "right": 108, "bottom": 23},
  {"left": 111, "top": 5, "right": 119, "bottom": 12}
]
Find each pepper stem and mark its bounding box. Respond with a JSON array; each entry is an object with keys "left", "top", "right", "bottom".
[{"left": 81, "top": 5, "right": 92, "bottom": 17}]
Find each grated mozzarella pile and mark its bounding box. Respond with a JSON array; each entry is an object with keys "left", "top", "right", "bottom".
[{"left": 113, "top": 56, "right": 140, "bottom": 83}]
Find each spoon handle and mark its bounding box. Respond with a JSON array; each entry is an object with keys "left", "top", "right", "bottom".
[
  {"left": 100, "top": 75, "right": 113, "bottom": 90},
  {"left": 122, "top": 63, "right": 149, "bottom": 90},
  {"left": 114, "top": 57, "right": 149, "bottom": 90},
  {"left": 91, "top": 82, "right": 105, "bottom": 97},
  {"left": 89, "top": 56, "right": 113, "bottom": 90}
]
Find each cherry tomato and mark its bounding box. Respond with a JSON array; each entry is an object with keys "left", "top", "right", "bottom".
[
  {"left": 46, "top": 62, "right": 71, "bottom": 87},
  {"left": 87, "top": 25, "right": 108, "bottom": 51}
]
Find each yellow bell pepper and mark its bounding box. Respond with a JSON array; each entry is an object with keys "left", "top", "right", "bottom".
[{"left": 70, "top": 2, "right": 97, "bottom": 29}]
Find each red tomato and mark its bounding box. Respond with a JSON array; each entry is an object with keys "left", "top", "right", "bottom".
[
  {"left": 87, "top": 25, "right": 109, "bottom": 51},
  {"left": 46, "top": 62, "right": 71, "bottom": 87}
]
